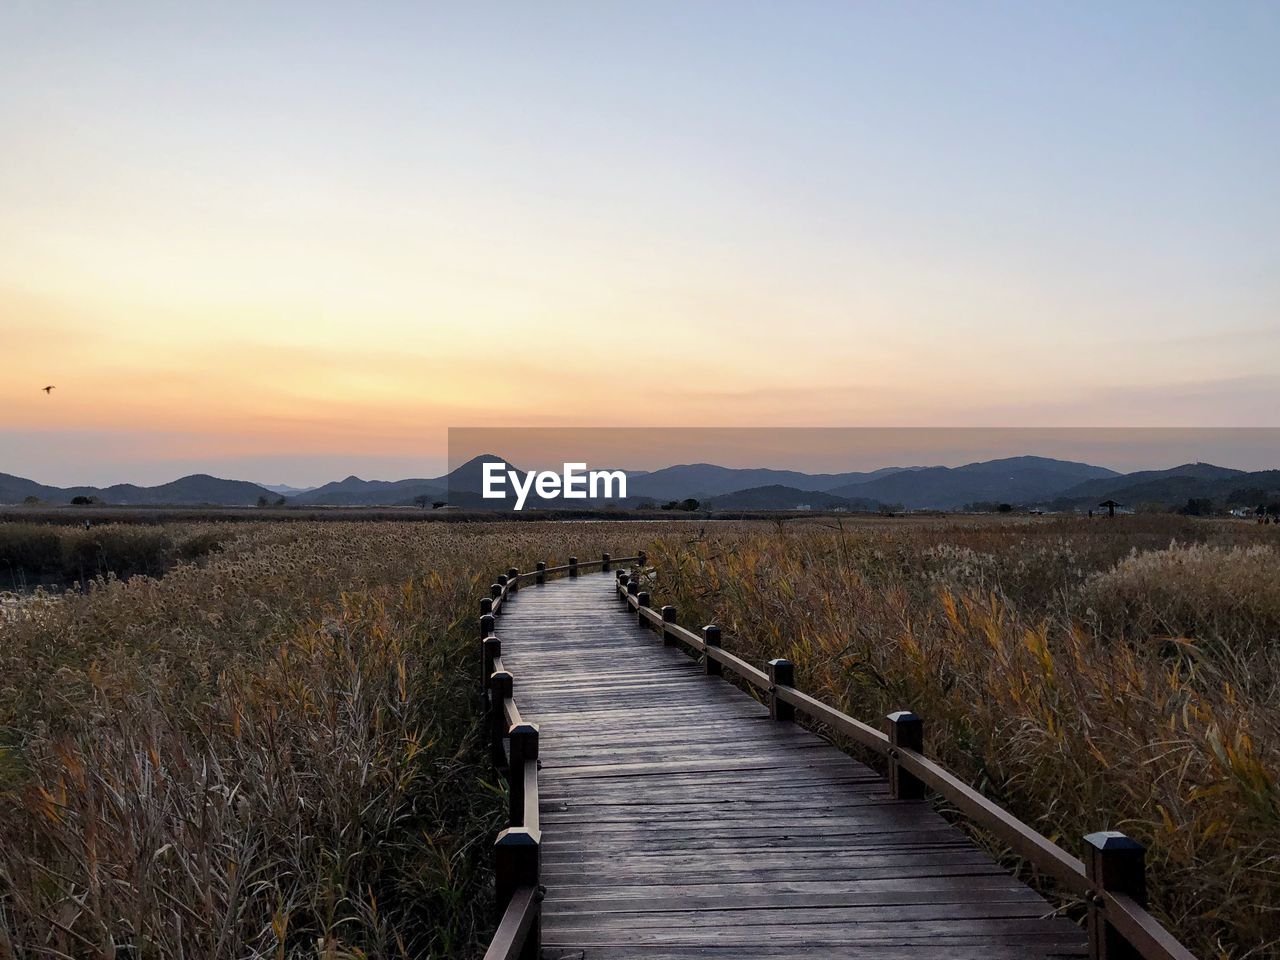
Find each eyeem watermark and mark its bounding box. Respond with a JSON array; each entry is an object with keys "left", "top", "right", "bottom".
[{"left": 483, "top": 462, "right": 627, "bottom": 510}]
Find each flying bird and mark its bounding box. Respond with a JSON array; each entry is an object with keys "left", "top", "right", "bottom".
[{"left": 42, "top": 385, "right": 55, "bottom": 394}]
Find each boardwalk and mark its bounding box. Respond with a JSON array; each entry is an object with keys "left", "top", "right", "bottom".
[{"left": 497, "top": 571, "right": 1087, "bottom": 960}]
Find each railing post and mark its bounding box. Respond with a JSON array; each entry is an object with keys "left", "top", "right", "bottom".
[
  {"left": 637, "top": 550, "right": 647, "bottom": 567},
  {"left": 602, "top": 552, "right": 611, "bottom": 572},
  {"left": 508, "top": 722, "right": 539, "bottom": 827},
  {"left": 479, "top": 632, "right": 500, "bottom": 714},
  {"left": 703, "top": 625, "right": 722, "bottom": 676},
  {"left": 490, "top": 583, "right": 502, "bottom": 602},
  {"left": 480, "top": 596, "right": 493, "bottom": 616},
  {"left": 494, "top": 827, "right": 541, "bottom": 959},
  {"left": 886, "top": 711, "right": 925, "bottom": 800},
  {"left": 489, "top": 670, "right": 513, "bottom": 768},
  {"left": 569, "top": 556, "right": 578, "bottom": 578},
  {"left": 767, "top": 658, "right": 795, "bottom": 721},
  {"left": 480, "top": 613, "right": 496, "bottom": 638},
  {"left": 615, "top": 569, "right": 628, "bottom": 598},
  {"left": 536, "top": 561, "right": 546, "bottom": 585},
  {"left": 508, "top": 567, "right": 520, "bottom": 592},
  {"left": 636, "top": 591, "right": 650, "bottom": 627},
  {"left": 497, "top": 574, "right": 509, "bottom": 591},
  {"left": 626, "top": 579, "right": 639, "bottom": 600},
  {"left": 1084, "top": 831, "right": 1147, "bottom": 960},
  {"left": 661, "top": 605, "right": 678, "bottom": 645}
]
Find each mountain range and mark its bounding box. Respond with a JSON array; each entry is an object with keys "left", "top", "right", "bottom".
[{"left": 3, "top": 457, "right": 1278, "bottom": 512}]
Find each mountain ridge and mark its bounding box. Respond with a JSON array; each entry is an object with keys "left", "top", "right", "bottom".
[{"left": 5, "top": 456, "right": 1277, "bottom": 511}]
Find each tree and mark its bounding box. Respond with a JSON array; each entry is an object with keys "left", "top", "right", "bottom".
[
  {"left": 70, "top": 495, "right": 99, "bottom": 505},
  {"left": 679, "top": 498, "right": 700, "bottom": 511},
  {"left": 275, "top": 496, "right": 286, "bottom": 506},
  {"left": 413, "top": 494, "right": 431, "bottom": 509},
  {"left": 22, "top": 495, "right": 40, "bottom": 506},
  {"left": 257, "top": 495, "right": 269, "bottom": 507},
  {"left": 432, "top": 501, "right": 447, "bottom": 509},
  {"left": 1180, "top": 497, "right": 1214, "bottom": 517},
  {"left": 997, "top": 503, "right": 1013, "bottom": 513}
]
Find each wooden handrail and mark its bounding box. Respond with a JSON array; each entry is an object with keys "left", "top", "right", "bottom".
[
  {"left": 1107, "top": 892, "right": 1198, "bottom": 960},
  {"left": 894, "top": 746, "right": 1089, "bottom": 891},
  {"left": 617, "top": 565, "right": 1200, "bottom": 960},
  {"left": 481, "top": 886, "right": 540, "bottom": 960},
  {"left": 775, "top": 685, "right": 889, "bottom": 754},
  {"left": 517, "top": 555, "right": 641, "bottom": 582}
]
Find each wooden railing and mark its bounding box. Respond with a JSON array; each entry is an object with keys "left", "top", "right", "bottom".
[
  {"left": 613, "top": 564, "right": 1200, "bottom": 960},
  {"left": 477, "top": 553, "right": 1199, "bottom": 960},
  {"left": 478, "top": 553, "right": 638, "bottom": 960}
]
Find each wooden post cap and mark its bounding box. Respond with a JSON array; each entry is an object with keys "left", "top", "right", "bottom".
[
  {"left": 489, "top": 670, "right": 513, "bottom": 699},
  {"left": 767, "top": 659, "right": 796, "bottom": 721},
  {"left": 494, "top": 827, "right": 541, "bottom": 906},
  {"left": 508, "top": 721, "right": 540, "bottom": 762}
]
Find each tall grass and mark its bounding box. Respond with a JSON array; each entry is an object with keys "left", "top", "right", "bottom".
[
  {"left": 648, "top": 516, "right": 1280, "bottom": 959},
  {"left": 0, "top": 523, "right": 227, "bottom": 590},
  {"left": 5, "top": 515, "right": 1273, "bottom": 957},
  {"left": 0, "top": 521, "right": 675, "bottom": 959}
]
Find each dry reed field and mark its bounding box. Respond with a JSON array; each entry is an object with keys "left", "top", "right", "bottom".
[
  {"left": 0, "top": 520, "right": 680, "bottom": 959},
  {"left": 1, "top": 515, "right": 1276, "bottom": 958},
  {"left": 647, "top": 515, "right": 1280, "bottom": 960}
]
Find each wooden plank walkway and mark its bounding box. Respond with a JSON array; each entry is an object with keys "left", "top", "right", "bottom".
[{"left": 498, "top": 571, "right": 1087, "bottom": 960}]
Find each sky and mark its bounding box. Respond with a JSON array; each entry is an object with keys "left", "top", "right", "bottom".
[{"left": 2, "top": 1, "right": 1278, "bottom": 485}]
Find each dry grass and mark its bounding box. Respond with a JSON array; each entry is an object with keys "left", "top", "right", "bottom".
[
  {"left": 4, "top": 514, "right": 1275, "bottom": 958},
  {"left": 0, "top": 521, "right": 678, "bottom": 959},
  {"left": 648, "top": 515, "right": 1280, "bottom": 960},
  {"left": 0, "top": 523, "right": 228, "bottom": 590}
]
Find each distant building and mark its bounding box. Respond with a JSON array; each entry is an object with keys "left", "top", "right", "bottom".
[{"left": 794, "top": 504, "right": 812, "bottom": 511}]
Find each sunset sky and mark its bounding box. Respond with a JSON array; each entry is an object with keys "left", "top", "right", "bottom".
[{"left": 2, "top": 2, "right": 1278, "bottom": 485}]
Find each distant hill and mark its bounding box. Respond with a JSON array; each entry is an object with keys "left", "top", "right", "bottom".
[
  {"left": 829, "top": 456, "right": 1120, "bottom": 510},
  {"left": 292, "top": 475, "right": 447, "bottom": 506},
  {"left": 1054, "top": 463, "right": 1246, "bottom": 503},
  {"left": 627, "top": 463, "right": 911, "bottom": 502},
  {"left": 0, "top": 473, "right": 55, "bottom": 504},
  {"left": 261, "top": 483, "right": 318, "bottom": 495},
  {"left": 291, "top": 456, "right": 532, "bottom": 508},
  {"left": 706, "top": 485, "right": 881, "bottom": 511},
  {"left": 1052, "top": 464, "right": 1280, "bottom": 511},
  {"left": 0, "top": 472, "right": 281, "bottom": 506}
]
